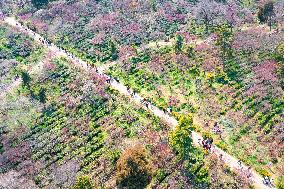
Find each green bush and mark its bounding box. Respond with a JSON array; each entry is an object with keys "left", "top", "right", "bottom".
[
  {"left": 174, "top": 34, "right": 184, "bottom": 53},
  {"left": 21, "top": 70, "right": 31, "bottom": 88},
  {"left": 107, "top": 149, "right": 121, "bottom": 165},
  {"left": 0, "top": 143, "right": 4, "bottom": 154},
  {"left": 72, "top": 176, "right": 94, "bottom": 189},
  {"left": 276, "top": 176, "right": 284, "bottom": 189},
  {"left": 216, "top": 141, "right": 228, "bottom": 152},
  {"left": 32, "top": 0, "right": 49, "bottom": 9},
  {"left": 169, "top": 114, "right": 193, "bottom": 160},
  {"left": 155, "top": 169, "right": 167, "bottom": 182},
  {"left": 256, "top": 168, "right": 271, "bottom": 177},
  {"left": 275, "top": 43, "right": 284, "bottom": 61}
]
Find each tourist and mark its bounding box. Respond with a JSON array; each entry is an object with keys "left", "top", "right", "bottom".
[
  {"left": 167, "top": 107, "right": 172, "bottom": 113},
  {"left": 219, "top": 154, "right": 223, "bottom": 161},
  {"left": 106, "top": 77, "right": 111, "bottom": 84},
  {"left": 198, "top": 138, "right": 202, "bottom": 146},
  {"left": 246, "top": 166, "right": 252, "bottom": 179},
  {"left": 208, "top": 138, "right": 213, "bottom": 145},
  {"left": 212, "top": 122, "right": 221, "bottom": 135},
  {"left": 237, "top": 160, "right": 243, "bottom": 170},
  {"left": 205, "top": 122, "right": 209, "bottom": 127},
  {"left": 142, "top": 99, "right": 149, "bottom": 108},
  {"left": 263, "top": 176, "right": 271, "bottom": 186},
  {"left": 202, "top": 139, "right": 209, "bottom": 149}
]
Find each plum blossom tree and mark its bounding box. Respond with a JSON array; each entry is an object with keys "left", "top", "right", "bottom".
[
  {"left": 194, "top": 0, "right": 225, "bottom": 34},
  {"left": 274, "top": 0, "right": 284, "bottom": 29},
  {"left": 253, "top": 60, "right": 278, "bottom": 84},
  {"left": 223, "top": 1, "right": 241, "bottom": 30}
]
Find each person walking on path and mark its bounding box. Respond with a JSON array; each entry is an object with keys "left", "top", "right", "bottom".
[
  {"left": 246, "top": 166, "right": 253, "bottom": 179},
  {"left": 238, "top": 160, "right": 243, "bottom": 170},
  {"left": 219, "top": 154, "right": 223, "bottom": 161},
  {"left": 198, "top": 138, "right": 202, "bottom": 146},
  {"left": 106, "top": 77, "right": 111, "bottom": 84},
  {"left": 202, "top": 138, "right": 212, "bottom": 151},
  {"left": 263, "top": 176, "right": 273, "bottom": 187}
]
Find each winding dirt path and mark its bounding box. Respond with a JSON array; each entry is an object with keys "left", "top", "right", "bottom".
[{"left": 3, "top": 16, "right": 274, "bottom": 189}]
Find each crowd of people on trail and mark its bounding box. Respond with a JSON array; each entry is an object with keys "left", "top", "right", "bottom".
[
  {"left": 202, "top": 137, "right": 213, "bottom": 151},
  {"left": 198, "top": 122, "right": 222, "bottom": 152},
  {"left": 200, "top": 122, "right": 274, "bottom": 187}
]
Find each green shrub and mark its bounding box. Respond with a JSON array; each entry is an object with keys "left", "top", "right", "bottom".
[
  {"left": 174, "top": 34, "right": 184, "bottom": 53},
  {"left": 275, "top": 43, "right": 284, "bottom": 61},
  {"left": 239, "top": 125, "right": 250, "bottom": 135},
  {"left": 184, "top": 148, "right": 209, "bottom": 187},
  {"left": 276, "top": 176, "right": 284, "bottom": 189},
  {"left": 169, "top": 114, "right": 194, "bottom": 160},
  {"left": 155, "top": 169, "right": 167, "bottom": 182},
  {"left": 177, "top": 114, "right": 193, "bottom": 128},
  {"left": 21, "top": 70, "right": 31, "bottom": 88},
  {"left": 202, "top": 131, "right": 213, "bottom": 140},
  {"left": 32, "top": 0, "right": 49, "bottom": 9},
  {"left": 229, "top": 134, "right": 241, "bottom": 145},
  {"left": 0, "top": 143, "right": 4, "bottom": 154},
  {"left": 107, "top": 149, "right": 121, "bottom": 165},
  {"left": 216, "top": 141, "right": 228, "bottom": 152},
  {"left": 215, "top": 70, "right": 229, "bottom": 84},
  {"left": 72, "top": 176, "right": 94, "bottom": 189},
  {"left": 256, "top": 168, "right": 271, "bottom": 177}
]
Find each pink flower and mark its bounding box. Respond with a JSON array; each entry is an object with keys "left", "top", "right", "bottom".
[
  {"left": 18, "top": 13, "right": 32, "bottom": 21},
  {"left": 121, "top": 23, "right": 141, "bottom": 35},
  {"left": 91, "top": 12, "right": 119, "bottom": 31},
  {"left": 246, "top": 83, "right": 267, "bottom": 99},
  {"left": 118, "top": 45, "right": 136, "bottom": 61},
  {"left": 195, "top": 42, "right": 210, "bottom": 52},
  {"left": 44, "top": 62, "right": 56, "bottom": 71},
  {"left": 32, "top": 19, "right": 48, "bottom": 31},
  {"left": 92, "top": 32, "right": 105, "bottom": 45},
  {"left": 253, "top": 60, "right": 278, "bottom": 82}
]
